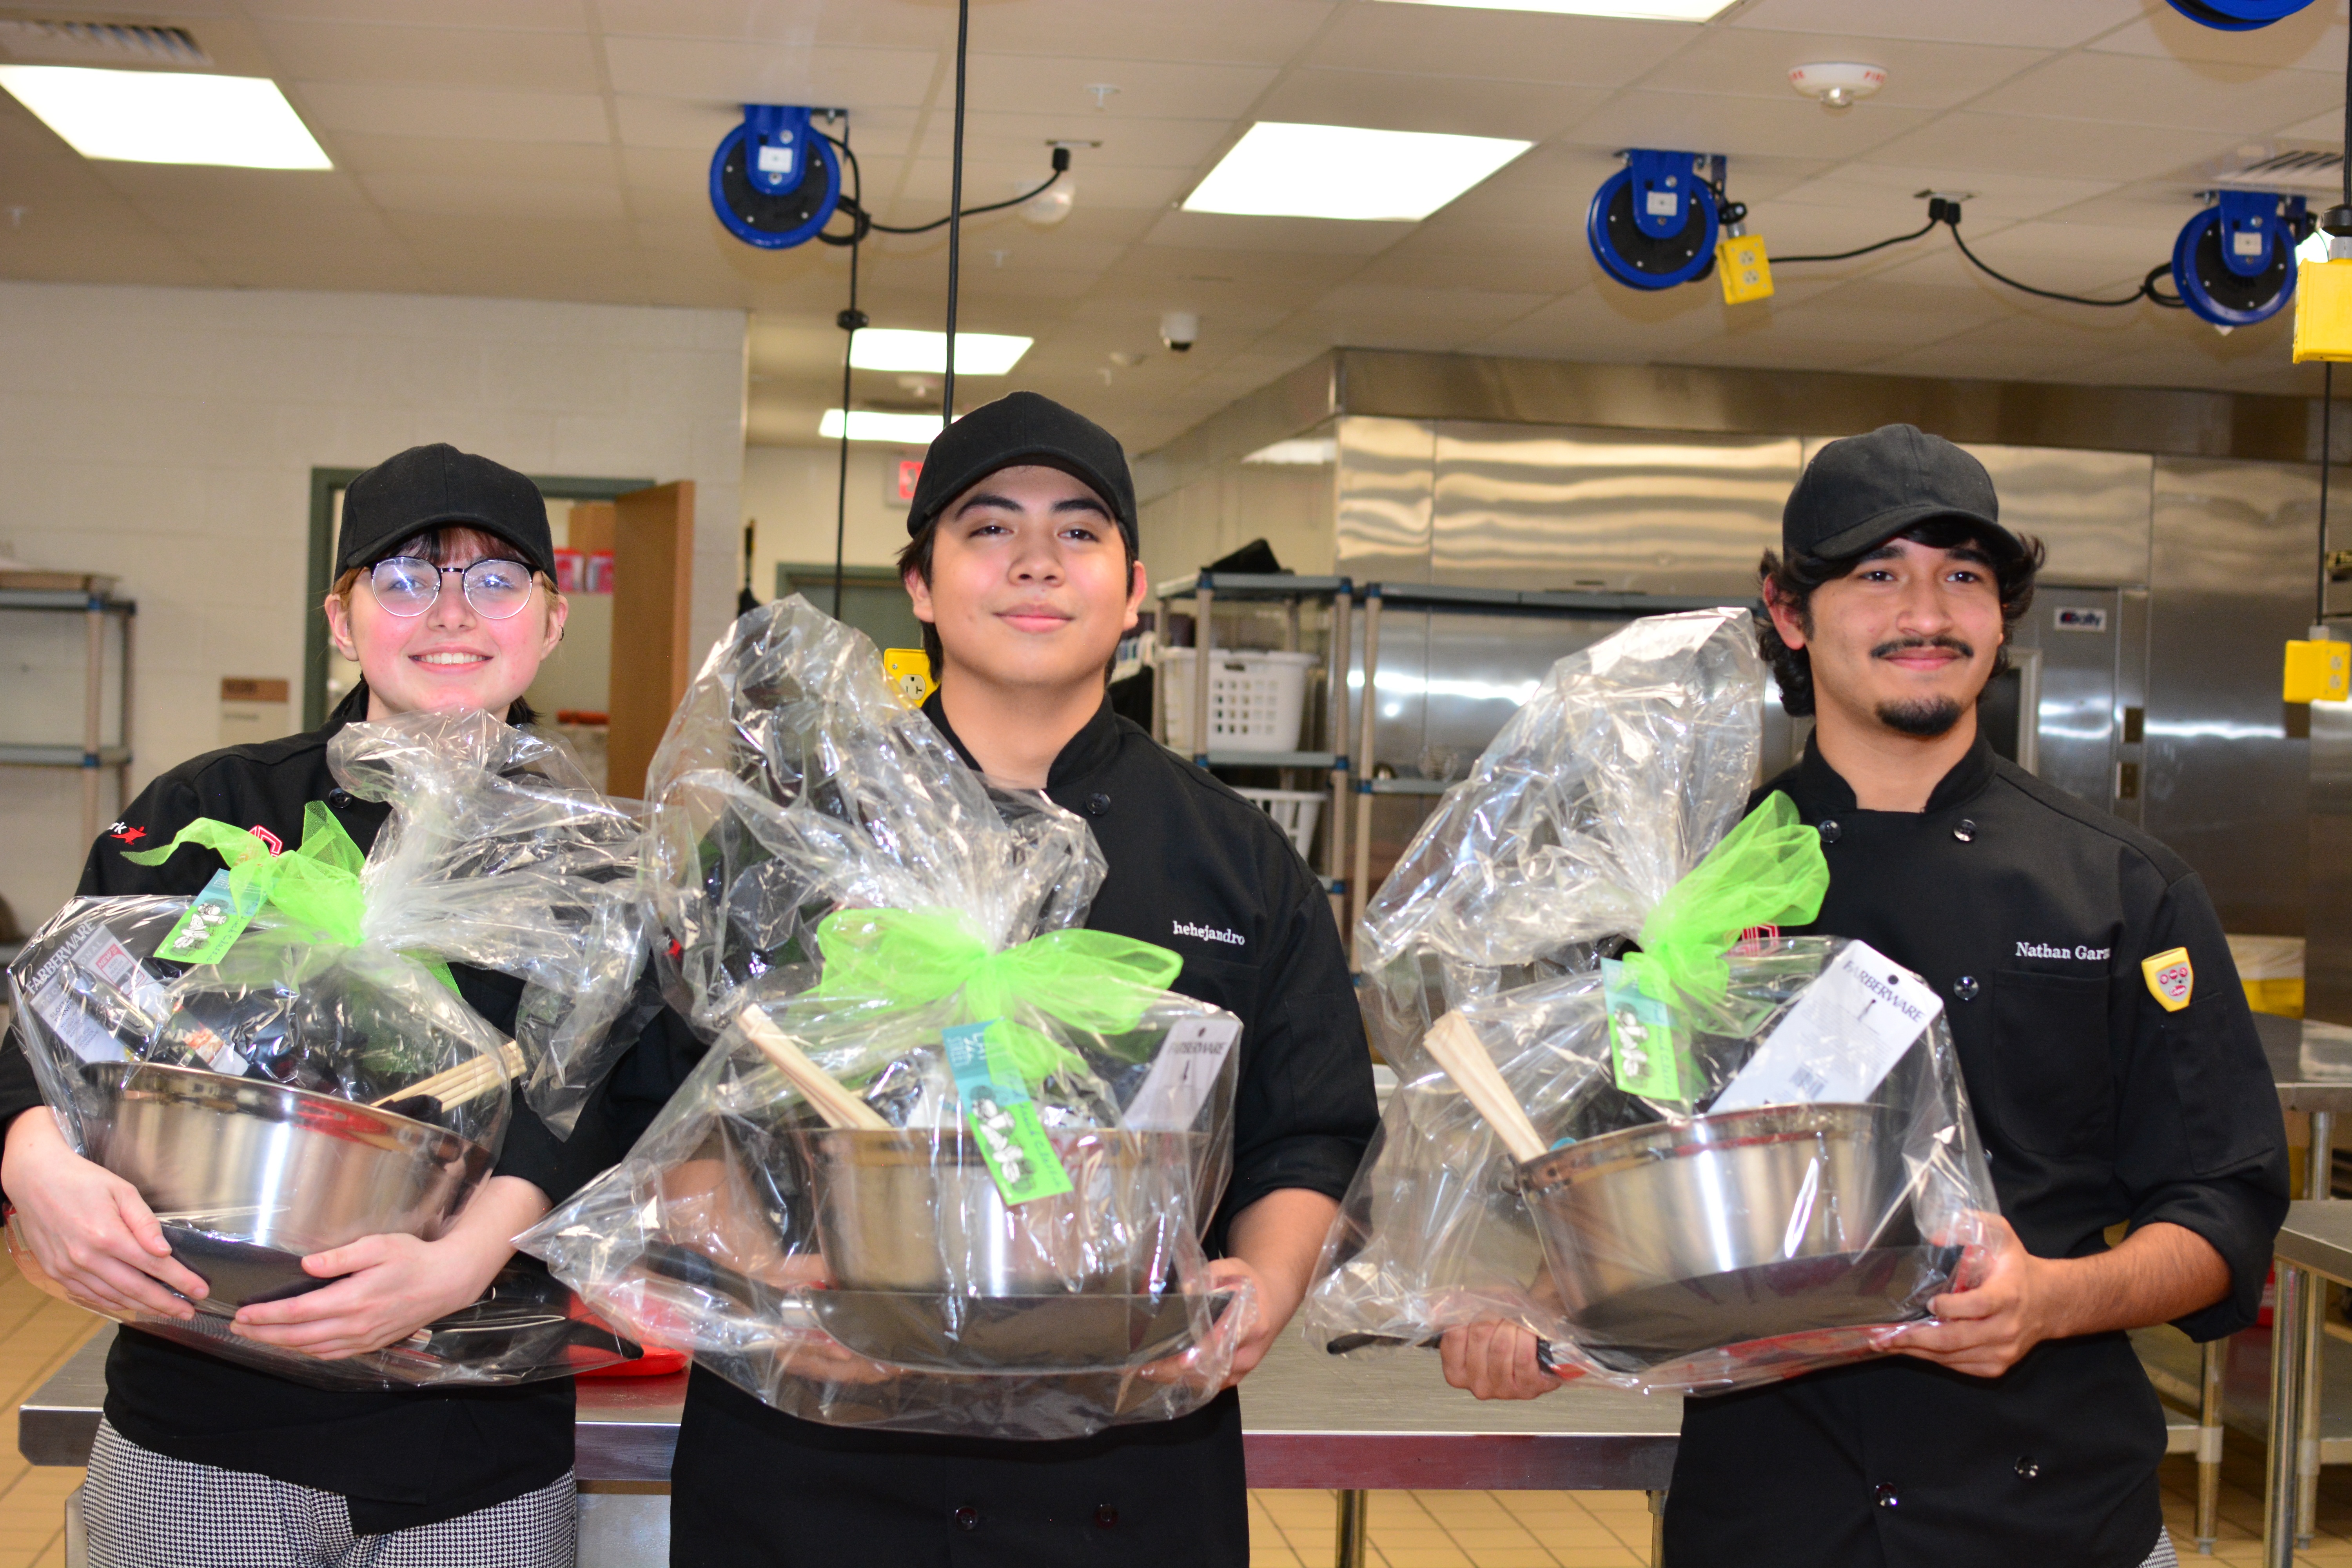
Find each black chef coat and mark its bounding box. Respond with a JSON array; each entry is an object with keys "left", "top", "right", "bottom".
[
  {"left": 0, "top": 684, "right": 694, "bottom": 1534},
  {"left": 1664, "top": 732, "right": 2289, "bottom": 1568},
  {"left": 668, "top": 693, "right": 1379, "bottom": 1568}
]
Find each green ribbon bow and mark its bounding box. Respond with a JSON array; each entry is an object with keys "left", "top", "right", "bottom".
[
  {"left": 812, "top": 907, "right": 1183, "bottom": 1083},
  {"left": 125, "top": 801, "right": 369, "bottom": 946},
  {"left": 1619, "top": 791, "right": 1829, "bottom": 1004}
]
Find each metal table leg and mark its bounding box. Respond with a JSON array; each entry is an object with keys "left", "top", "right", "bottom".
[
  {"left": 2265, "top": 1262, "right": 2314, "bottom": 1568},
  {"left": 2196, "top": 1336, "right": 2224, "bottom": 1552},
  {"left": 1648, "top": 1488, "right": 1666, "bottom": 1567},
  {"left": 1333, "top": 1488, "right": 1368, "bottom": 1568},
  {"left": 2301, "top": 1111, "right": 2336, "bottom": 1546}
]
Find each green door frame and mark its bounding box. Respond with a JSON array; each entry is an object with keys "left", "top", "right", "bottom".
[{"left": 302, "top": 466, "right": 654, "bottom": 728}]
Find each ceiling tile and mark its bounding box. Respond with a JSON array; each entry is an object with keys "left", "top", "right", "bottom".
[
  {"left": 1561, "top": 90, "right": 1929, "bottom": 162},
  {"left": 1353, "top": 234, "right": 1586, "bottom": 295},
  {"left": 596, "top": 0, "right": 957, "bottom": 48},
  {"left": 294, "top": 83, "right": 612, "bottom": 145},
  {"left": 1251, "top": 69, "right": 1605, "bottom": 142},
  {"left": 602, "top": 38, "right": 940, "bottom": 107},
  {"left": 1967, "top": 54, "right": 2342, "bottom": 136},
  {"left": 1728, "top": 0, "right": 2145, "bottom": 50},
  {"left": 962, "top": 54, "right": 1278, "bottom": 120},
  {"left": 1861, "top": 112, "right": 2239, "bottom": 183},
  {"left": 1305, "top": 5, "right": 1693, "bottom": 87},
  {"left": 926, "top": 0, "right": 1337, "bottom": 65},
  {"left": 331, "top": 133, "right": 619, "bottom": 183},
  {"left": 361, "top": 173, "right": 627, "bottom": 221},
  {"left": 2089, "top": 5, "right": 2348, "bottom": 73},
  {"left": 1769, "top": 163, "right": 2119, "bottom": 224},
  {"left": 892, "top": 157, "right": 1186, "bottom": 211},
  {"left": 253, "top": 19, "right": 601, "bottom": 91},
  {"left": 1144, "top": 209, "right": 1415, "bottom": 254},
  {"left": 613, "top": 96, "right": 741, "bottom": 153},
  {"left": 902, "top": 112, "right": 1234, "bottom": 168},
  {"left": 1637, "top": 29, "right": 2048, "bottom": 110},
  {"left": 241, "top": 0, "right": 590, "bottom": 26}
]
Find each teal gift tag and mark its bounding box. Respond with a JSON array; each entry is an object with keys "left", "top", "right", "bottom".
[
  {"left": 1602, "top": 957, "right": 1684, "bottom": 1100},
  {"left": 158, "top": 869, "right": 266, "bottom": 966},
  {"left": 943, "top": 1020, "right": 1074, "bottom": 1205}
]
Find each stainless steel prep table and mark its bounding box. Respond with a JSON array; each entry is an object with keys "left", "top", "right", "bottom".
[{"left": 21, "top": 1323, "right": 2203, "bottom": 1568}]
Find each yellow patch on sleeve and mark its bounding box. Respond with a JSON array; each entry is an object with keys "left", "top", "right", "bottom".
[{"left": 2142, "top": 947, "right": 2194, "bottom": 1012}]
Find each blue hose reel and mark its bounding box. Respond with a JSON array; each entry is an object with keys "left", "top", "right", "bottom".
[
  {"left": 2171, "top": 190, "right": 2306, "bottom": 327},
  {"left": 1587, "top": 149, "right": 1719, "bottom": 291},
  {"left": 710, "top": 105, "right": 841, "bottom": 249},
  {"left": 2163, "top": 0, "right": 2317, "bottom": 29}
]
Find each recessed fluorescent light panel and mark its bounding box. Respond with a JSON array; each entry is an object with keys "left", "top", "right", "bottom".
[
  {"left": 1183, "top": 123, "right": 1532, "bottom": 222},
  {"left": 0, "top": 65, "right": 330, "bottom": 169},
  {"left": 847, "top": 330, "right": 1033, "bottom": 376},
  {"left": 821, "top": 409, "right": 946, "bottom": 444},
  {"left": 1376, "top": 0, "right": 1734, "bottom": 18},
  {"left": 1242, "top": 437, "right": 1339, "bottom": 466}
]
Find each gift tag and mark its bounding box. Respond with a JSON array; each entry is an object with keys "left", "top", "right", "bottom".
[
  {"left": 944, "top": 1021, "right": 1073, "bottom": 1205},
  {"left": 157, "top": 871, "right": 264, "bottom": 966},
  {"left": 1123, "top": 1017, "right": 1241, "bottom": 1132},
  {"left": 1711, "top": 941, "right": 1943, "bottom": 1113},
  {"left": 1603, "top": 958, "right": 1683, "bottom": 1100}
]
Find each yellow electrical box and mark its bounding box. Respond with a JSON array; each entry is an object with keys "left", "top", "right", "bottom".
[
  {"left": 2294, "top": 258, "right": 2352, "bottom": 363},
  {"left": 1719, "top": 234, "right": 1773, "bottom": 305},
  {"left": 2284, "top": 638, "right": 2350, "bottom": 703},
  {"left": 883, "top": 647, "right": 935, "bottom": 708}
]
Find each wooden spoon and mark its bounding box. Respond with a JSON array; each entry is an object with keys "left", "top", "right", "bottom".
[
  {"left": 1421, "top": 1011, "right": 1548, "bottom": 1164},
  {"left": 735, "top": 1007, "right": 892, "bottom": 1131}
]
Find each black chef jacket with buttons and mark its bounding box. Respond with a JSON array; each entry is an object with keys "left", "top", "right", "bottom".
[
  {"left": 0, "top": 684, "right": 697, "bottom": 1534},
  {"left": 1663, "top": 732, "right": 2288, "bottom": 1568},
  {"left": 667, "top": 693, "right": 1379, "bottom": 1568}
]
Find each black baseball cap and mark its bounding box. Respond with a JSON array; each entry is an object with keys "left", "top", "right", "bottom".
[
  {"left": 906, "top": 391, "right": 1138, "bottom": 550},
  {"left": 337, "top": 444, "right": 555, "bottom": 578},
  {"left": 1783, "top": 424, "right": 2023, "bottom": 565}
]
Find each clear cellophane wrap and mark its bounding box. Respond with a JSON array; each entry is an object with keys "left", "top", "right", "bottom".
[
  {"left": 522, "top": 597, "right": 1252, "bottom": 1439},
  {"left": 1303, "top": 609, "right": 1996, "bottom": 1395},
  {"left": 4, "top": 710, "right": 647, "bottom": 1387}
]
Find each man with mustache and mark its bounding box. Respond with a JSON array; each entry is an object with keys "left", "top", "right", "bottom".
[{"left": 1446, "top": 425, "right": 2288, "bottom": 1568}]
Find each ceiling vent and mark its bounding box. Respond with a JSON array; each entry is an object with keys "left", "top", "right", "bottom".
[
  {"left": 0, "top": 19, "right": 208, "bottom": 67},
  {"left": 2201, "top": 142, "right": 2344, "bottom": 194}
]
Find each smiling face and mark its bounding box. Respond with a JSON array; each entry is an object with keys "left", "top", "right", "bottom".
[
  {"left": 1767, "top": 532, "right": 2006, "bottom": 742},
  {"left": 322, "top": 526, "right": 566, "bottom": 718},
  {"left": 902, "top": 463, "right": 1145, "bottom": 697}
]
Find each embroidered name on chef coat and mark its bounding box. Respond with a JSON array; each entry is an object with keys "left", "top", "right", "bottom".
[
  {"left": 1172, "top": 920, "right": 1245, "bottom": 947},
  {"left": 2142, "top": 947, "right": 2194, "bottom": 1012},
  {"left": 2015, "top": 941, "right": 2111, "bottom": 961}
]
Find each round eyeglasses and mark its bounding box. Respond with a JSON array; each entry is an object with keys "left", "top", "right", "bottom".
[{"left": 367, "top": 556, "right": 537, "bottom": 620}]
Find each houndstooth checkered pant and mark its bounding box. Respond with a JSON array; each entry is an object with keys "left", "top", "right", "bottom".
[{"left": 81, "top": 1420, "right": 577, "bottom": 1568}]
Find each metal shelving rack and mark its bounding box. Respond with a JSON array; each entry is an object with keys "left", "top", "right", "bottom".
[
  {"left": 1151, "top": 571, "right": 1354, "bottom": 905},
  {"left": 0, "top": 587, "right": 136, "bottom": 844},
  {"left": 1348, "top": 583, "right": 1738, "bottom": 949}
]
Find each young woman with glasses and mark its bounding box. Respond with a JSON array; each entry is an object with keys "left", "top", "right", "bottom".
[{"left": 0, "top": 443, "right": 695, "bottom": 1568}]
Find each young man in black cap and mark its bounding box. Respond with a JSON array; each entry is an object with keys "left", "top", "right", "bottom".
[
  {"left": 1445, "top": 425, "right": 2288, "bottom": 1568},
  {"left": 666, "top": 392, "right": 1379, "bottom": 1566},
  {"left": 0, "top": 442, "right": 689, "bottom": 1566}
]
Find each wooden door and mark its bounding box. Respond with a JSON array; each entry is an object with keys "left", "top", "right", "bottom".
[{"left": 605, "top": 480, "right": 695, "bottom": 800}]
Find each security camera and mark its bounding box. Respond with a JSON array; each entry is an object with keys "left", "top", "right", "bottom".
[{"left": 1160, "top": 310, "right": 1199, "bottom": 352}]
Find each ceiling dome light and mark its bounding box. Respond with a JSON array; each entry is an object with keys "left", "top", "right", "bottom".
[{"left": 1788, "top": 62, "right": 1887, "bottom": 113}]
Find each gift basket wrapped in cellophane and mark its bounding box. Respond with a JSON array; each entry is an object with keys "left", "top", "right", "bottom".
[
  {"left": 1302, "top": 608, "right": 1997, "bottom": 1395},
  {"left": 521, "top": 597, "right": 1253, "bottom": 1440},
  {"left": 4, "top": 709, "right": 651, "bottom": 1388}
]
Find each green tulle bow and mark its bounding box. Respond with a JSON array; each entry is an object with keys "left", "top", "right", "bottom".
[
  {"left": 124, "top": 800, "right": 368, "bottom": 946},
  {"left": 812, "top": 907, "right": 1183, "bottom": 1083},
  {"left": 1618, "top": 791, "right": 1830, "bottom": 1004}
]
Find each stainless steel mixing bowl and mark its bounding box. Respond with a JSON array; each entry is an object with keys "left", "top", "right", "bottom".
[
  {"left": 1519, "top": 1102, "right": 1953, "bottom": 1368},
  {"left": 793, "top": 1128, "right": 1200, "bottom": 1296},
  {"left": 82, "top": 1062, "right": 494, "bottom": 1259}
]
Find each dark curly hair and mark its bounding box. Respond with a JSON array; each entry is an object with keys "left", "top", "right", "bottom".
[{"left": 1760, "top": 517, "right": 2045, "bottom": 718}]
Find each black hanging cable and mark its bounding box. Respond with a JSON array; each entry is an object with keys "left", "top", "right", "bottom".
[
  {"left": 830, "top": 113, "right": 867, "bottom": 620},
  {"left": 1944, "top": 216, "right": 2152, "bottom": 309},
  {"left": 943, "top": 0, "right": 969, "bottom": 427},
  {"left": 1773, "top": 214, "right": 1941, "bottom": 265}
]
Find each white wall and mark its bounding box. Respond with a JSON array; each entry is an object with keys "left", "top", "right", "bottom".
[
  {"left": 0, "top": 281, "right": 746, "bottom": 922},
  {"left": 740, "top": 443, "right": 918, "bottom": 602}
]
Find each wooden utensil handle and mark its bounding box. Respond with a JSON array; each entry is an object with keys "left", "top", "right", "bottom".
[
  {"left": 735, "top": 1007, "right": 893, "bottom": 1131},
  {"left": 1422, "top": 1011, "right": 1549, "bottom": 1164},
  {"left": 369, "top": 1042, "right": 526, "bottom": 1109}
]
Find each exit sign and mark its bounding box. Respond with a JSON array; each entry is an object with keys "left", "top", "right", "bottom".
[{"left": 893, "top": 455, "right": 923, "bottom": 505}]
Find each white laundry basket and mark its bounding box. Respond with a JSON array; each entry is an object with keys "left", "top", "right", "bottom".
[
  {"left": 1160, "top": 649, "right": 1317, "bottom": 753},
  {"left": 1236, "top": 788, "right": 1325, "bottom": 861}
]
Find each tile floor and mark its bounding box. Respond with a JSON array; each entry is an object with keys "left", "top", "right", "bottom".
[{"left": 8, "top": 1263, "right": 2352, "bottom": 1568}]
